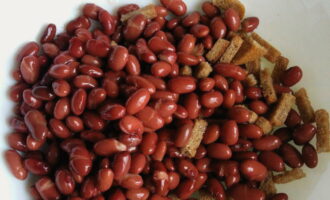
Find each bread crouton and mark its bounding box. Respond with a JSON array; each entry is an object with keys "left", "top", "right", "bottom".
[
  {"left": 272, "top": 56, "right": 289, "bottom": 83},
  {"left": 255, "top": 117, "right": 273, "bottom": 134},
  {"left": 251, "top": 32, "right": 281, "bottom": 63},
  {"left": 195, "top": 61, "right": 213, "bottom": 79},
  {"left": 315, "top": 109, "right": 330, "bottom": 152},
  {"left": 206, "top": 39, "right": 230, "bottom": 63},
  {"left": 121, "top": 4, "right": 157, "bottom": 21},
  {"left": 212, "top": 0, "right": 245, "bottom": 19},
  {"left": 273, "top": 168, "right": 306, "bottom": 184},
  {"left": 259, "top": 173, "right": 277, "bottom": 197},
  {"left": 180, "top": 65, "right": 192, "bottom": 76},
  {"left": 200, "top": 190, "right": 216, "bottom": 200},
  {"left": 244, "top": 74, "right": 258, "bottom": 87},
  {"left": 181, "top": 119, "right": 208, "bottom": 158},
  {"left": 220, "top": 35, "right": 244, "bottom": 63},
  {"left": 260, "top": 68, "right": 278, "bottom": 104},
  {"left": 245, "top": 59, "right": 261, "bottom": 76},
  {"left": 294, "top": 88, "right": 315, "bottom": 123},
  {"left": 269, "top": 93, "right": 296, "bottom": 126}
]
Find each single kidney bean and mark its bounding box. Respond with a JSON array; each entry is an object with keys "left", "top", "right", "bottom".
[
  {"left": 136, "top": 106, "right": 164, "bottom": 131},
  {"left": 99, "top": 103, "right": 126, "bottom": 121},
  {"left": 49, "top": 118, "right": 71, "bottom": 139},
  {"left": 7, "top": 133, "right": 28, "bottom": 152},
  {"left": 175, "top": 178, "right": 196, "bottom": 199},
  {"left": 224, "top": 8, "right": 240, "bottom": 31},
  {"left": 20, "top": 102, "right": 34, "bottom": 115},
  {"left": 177, "top": 52, "right": 199, "bottom": 66},
  {"left": 249, "top": 100, "right": 268, "bottom": 115},
  {"left": 182, "top": 12, "right": 200, "bottom": 27},
  {"left": 245, "top": 86, "right": 262, "bottom": 99},
  {"left": 155, "top": 5, "right": 168, "bottom": 17},
  {"left": 5, "top": 150, "right": 27, "bottom": 180},
  {"left": 60, "top": 138, "right": 85, "bottom": 153},
  {"left": 231, "top": 139, "right": 252, "bottom": 152},
  {"left": 302, "top": 143, "right": 318, "bottom": 168},
  {"left": 103, "top": 78, "right": 119, "bottom": 98},
  {"left": 20, "top": 55, "right": 40, "bottom": 84},
  {"left": 23, "top": 89, "right": 42, "bottom": 109},
  {"left": 130, "top": 153, "right": 147, "bottom": 174},
  {"left": 196, "top": 157, "right": 212, "bottom": 173},
  {"left": 259, "top": 151, "right": 285, "bottom": 172},
  {"left": 144, "top": 21, "right": 161, "bottom": 38},
  {"left": 153, "top": 99, "right": 177, "bottom": 118},
  {"left": 148, "top": 36, "right": 175, "bottom": 54},
  {"left": 140, "top": 132, "right": 158, "bottom": 155},
  {"left": 126, "top": 54, "right": 141, "bottom": 75},
  {"left": 292, "top": 123, "right": 316, "bottom": 145},
  {"left": 270, "top": 193, "right": 289, "bottom": 200},
  {"left": 52, "top": 79, "right": 71, "bottom": 97},
  {"left": 152, "top": 141, "right": 167, "bottom": 161},
  {"left": 160, "top": 0, "right": 187, "bottom": 16},
  {"left": 69, "top": 146, "right": 92, "bottom": 176},
  {"left": 200, "top": 91, "right": 223, "bottom": 108},
  {"left": 173, "top": 105, "right": 188, "bottom": 119},
  {"left": 253, "top": 135, "right": 282, "bottom": 151},
  {"left": 281, "top": 66, "right": 303, "bottom": 87},
  {"left": 202, "top": 2, "right": 219, "bottom": 17},
  {"left": 151, "top": 61, "right": 172, "bottom": 77},
  {"left": 96, "top": 168, "right": 114, "bottom": 192},
  {"left": 228, "top": 106, "right": 250, "bottom": 123},
  {"left": 279, "top": 143, "right": 304, "bottom": 168},
  {"left": 78, "top": 64, "right": 103, "bottom": 78},
  {"left": 66, "top": 16, "right": 90, "bottom": 34},
  {"left": 27, "top": 134, "right": 45, "bottom": 151},
  {"left": 175, "top": 123, "right": 193, "bottom": 147},
  {"left": 126, "top": 75, "right": 156, "bottom": 94},
  {"left": 167, "top": 76, "right": 197, "bottom": 94},
  {"left": 233, "top": 151, "right": 258, "bottom": 161},
  {"left": 221, "top": 120, "right": 239, "bottom": 145},
  {"left": 158, "top": 50, "right": 177, "bottom": 65},
  {"left": 119, "top": 115, "right": 144, "bottom": 135},
  {"left": 17, "top": 41, "right": 39, "bottom": 62},
  {"left": 73, "top": 75, "right": 98, "bottom": 89},
  {"left": 190, "top": 24, "right": 210, "bottom": 38},
  {"left": 164, "top": 158, "right": 176, "bottom": 172},
  {"left": 274, "top": 84, "right": 292, "bottom": 95},
  {"left": 71, "top": 89, "right": 87, "bottom": 115},
  {"left": 207, "top": 178, "right": 226, "bottom": 200},
  {"left": 177, "top": 158, "right": 199, "bottom": 179},
  {"left": 93, "top": 139, "right": 127, "bottom": 156},
  {"left": 40, "top": 24, "right": 56, "bottom": 43},
  {"left": 87, "top": 88, "right": 106, "bottom": 109},
  {"left": 24, "top": 109, "right": 48, "bottom": 141},
  {"left": 36, "top": 177, "right": 61, "bottom": 200},
  {"left": 203, "top": 124, "right": 221, "bottom": 145},
  {"left": 240, "top": 159, "right": 267, "bottom": 181},
  {"left": 80, "top": 130, "right": 105, "bottom": 143},
  {"left": 178, "top": 34, "right": 196, "bottom": 54},
  {"left": 49, "top": 64, "right": 74, "bottom": 79},
  {"left": 117, "top": 3, "right": 139, "bottom": 17},
  {"left": 10, "top": 116, "right": 28, "bottom": 133},
  {"left": 55, "top": 169, "right": 75, "bottom": 195},
  {"left": 80, "top": 176, "right": 99, "bottom": 199},
  {"left": 199, "top": 78, "right": 215, "bottom": 92},
  {"left": 113, "top": 152, "right": 131, "bottom": 181},
  {"left": 126, "top": 187, "right": 150, "bottom": 200},
  {"left": 230, "top": 80, "right": 244, "bottom": 103},
  {"left": 98, "top": 9, "right": 115, "bottom": 35},
  {"left": 222, "top": 89, "right": 236, "bottom": 108},
  {"left": 207, "top": 143, "right": 232, "bottom": 159},
  {"left": 183, "top": 93, "right": 201, "bottom": 119},
  {"left": 123, "top": 14, "right": 147, "bottom": 41},
  {"left": 167, "top": 171, "right": 180, "bottom": 190},
  {"left": 215, "top": 63, "right": 247, "bottom": 81},
  {"left": 285, "top": 109, "right": 302, "bottom": 127},
  {"left": 119, "top": 133, "right": 142, "bottom": 149},
  {"left": 108, "top": 45, "right": 129, "bottom": 71},
  {"left": 167, "top": 18, "right": 179, "bottom": 30},
  {"left": 42, "top": 43, "right": 60, "bottom": 58},
  {"left": 213, "top": 74, "right": 228, "bottom": 91},
  {"left": 210, "top": 17, "right": 227, "bottom": 39},
  {"left": 239, "top": 124, "right": 263, "bottom": 139},
  {"left": 228, "top": 184, "right": 266, "bottom": 200},
  {"left": 273, "top": 127, "right": 292, "bottom": 142},
  {"left": 85, "top": 39, "right": 110, "bottom": 57},
  {"left": 135, "top": 38, "right": 157, "bottom": 63},
  {"left": 68, "top": 37, "right": 84, "bottom": 58},
  {"left": 82, "top": 112, "right": 104, "bottom": 130},
  {"left": 242, "top": 17, "right": 259, "bottom": 32},
  {"left": 153, "top": 171, "right": 169, "bottom": 196},
  {"left": 121, "top": 174, "right": 144, "bottom": 189},
  {"left": 82, "top": 3, "right": 101, "bottom": 19},
  {"left": 54, "top": 97, "right": 70, "bottom": 120}
]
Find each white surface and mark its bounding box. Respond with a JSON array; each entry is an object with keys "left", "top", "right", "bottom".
[{"left": 0, "top": 0, "right": 330, "bottom": 199}]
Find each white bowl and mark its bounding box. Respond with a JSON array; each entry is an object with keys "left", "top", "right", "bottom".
[{"left": 0, "top": 0, "right": 329, "bottom": 199}]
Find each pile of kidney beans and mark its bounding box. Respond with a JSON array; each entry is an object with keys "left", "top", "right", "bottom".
[{"left": 5, "top": 0, "right": 316, "bottom": 200}]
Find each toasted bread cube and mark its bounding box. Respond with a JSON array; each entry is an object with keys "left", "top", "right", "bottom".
[
  {"left": 212, "top": 0, "right": 245, "bottom": 19},
  {"left": 273, "top": 168, "right": 306, "bottom": 184},
  {"left": 255, "top": 117, "right": 273, "bottom": 134},
  {"left": 260, "top": 68, "right": 278, "bottom": 104},
  {"left": 232, "top": 36, "right": 267, "bottom": 65},
  {"left": 110, "top": 41, "right": 118, "bottom": 46},
  {"left": 121, "top": 4, "right": 157, "bottom": 21},
  {"left": 259, "top": 173, "right": 277, "bottom": 197},
  {"left": 269, "top": 93, "right": 296, "bottom": 126},
  {"left": 315, "top": 109, "right": 330, "bottom": 152},
  {"left": 181, "top": 119, "right": 208, "bottom": 158},
  {"left": 294, "top": 88, "right": 315, "bottom": 123},
  {"left": 244, "top": 74, "right": 258, "bottom": 87},
  {"left": 251, "top": 33, "right": 281, "bottom": 63},
  {"left": 200, "top": 190, "right": 216, "bottom": 200},
  {"left": 220, "top": 35, "right": 244, "bottom": 63},
  {"left": 180, "top": 65, "right": 193, "bottom": 76},
  {"left": 206, "top": 39, "right": 230, "bottom": 63},
  {"left": 195, "top": 61, "right": 213, "bottom": 79},
  {"left": 245, "top": 59, "right": 261, "bottom": 76},
  {"left": 193, "top": 43, "right": 205, "bottom": 57},
  {"left": 272, "top": 56, "right": 289, "bottom": 83}
]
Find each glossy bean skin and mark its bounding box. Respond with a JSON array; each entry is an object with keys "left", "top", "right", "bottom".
[
  {"left": 55, "top": 169, "right": 75, "bottom": 195},
  {"left": 69, "top": 146, "right": 92, "bottom": 176},
  {"left": 249, "top": 100, "right": 268, "bottom": 115},
  {"left": 302, "top": 143, "right": 318, "bottom": 168},
  {"left": 152, "top": 141, "right": 167, "bottom": 161},
  {"left": 7, "top": 133, "right": 28, "bottom": 152},
  {"left": 279, "top": 143, "right": 304, "bottom": 168},
  {"left": 136, "top": 106, "right": 164, "bottom": 131},
  {"left": 177, "top": 159, "right": 199, "bottom": 178},
  {"left": 200, "top": 91, "right": 223, "bottom": 108},
  {"left": 178, "top": 34, "right": 196, "bottom": 53},
  {"left": 20, "top": 55, "right": 40, "bottom": 84},
  {"left": 160, "top": 0, "right": 187, "bottom": 16},
  {"left": 224, "top": 8, "right": 241, "bottom": 31},
  {"left": 207, "top": 178, "right": 226, "bottom": 200},
  {"left": 183, "top": 93, "right": 201, "bottom": 119},
  {"left": 175, "top": 123, "right": 193, "bottom": 147},
  {"left": 97, "top": 168, "right": 114, "bottom": 192},
  {"left": 151, "top": 61, "right": 172, "bottom": 77},
  {"left": 210, "top": 17, "right": 227, "bottom": 39},
  {"left": 285, "top": 109, "right": 302, "bottom": 128},
  {"left": 258, "top": 151, "right": 285, "bottom": 172},
  {"left": 36, "top": 177, "right": 61, "bottom": 200},
  {"left": 140, "top": 132, "right": 158, "bottom": 155},
  {"left": 71, "top": 89, "right": 87, "bottom": 115},
  {"left": 5, "top": 150, "right": 28, "bottom": 180},
  {"left": 215, "top": 63, "right": 247, "bottom": 81},
  {"left": 281, "top": 66, "right": 303, "bottom": 87},
  {"left": 203, "top": 124, "right": 220, "bottom": 144},
  {"left": 270, "top": 193, "right": 289, "bottom": 200},
  {"left": 242, "top": 17, "right": 259, "bottom": 32},
  {"left": 121, "top": 174, "right": 143, "bottom": 189},
  {"left": 130, "top": 153, "right": 147, "bottom": 174},
  {"left": 239, "top": 124, "right": 263, "bottom": 139},
  {"left": 108, "top": 45, "right": 129, "bottom": 71},
  {"left": 126, "top": 187, "right": 150, "bottom": 200},
  {"left": 253, "top": 135, "right": 282, "bottom": 151},
  {"left": 112, "top": 152, "right": 131, "bottom": 181},
  {"left": 93, "top": 139, "right": 127, "bottom": 156},
  {"left": 207, "top": 143, "right": 232, "bottom": 160},
  {"left": 24, "top": 110, "right": 48, "bottom": 141},
  {"left": 54, "top": 97, "right": 70, "bottom": 120},
  {"left": 228, "top": 184, "right": 266, "bottom": 200},
  {"left": 292, "top": 123, "right": 316, "bottom": 145},
  {"left": 240, "top": 160, "right": 267, "bottom": 181},
  {"left": 123, "top": 14, "right": 147, "bottom": 42},
  {"left": 221, "top": 120, "right": 239, "bottom": 145}
]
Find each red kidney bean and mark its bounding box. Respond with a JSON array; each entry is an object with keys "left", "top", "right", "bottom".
[
  {"left": 49, "top": 118, "right": 71, "bottom": 139},
  {"left": 48, "top": 64, "right": 74, "bottom": 79},
  {"left": 93, "top": 138, "right": 126, "bottom": 156},
  {"left": 85, "top": 39, "right": 110, "bottom": 57},
  {"left": 22, "top": 89, "right": 42, "bottom": 108},
  {"left": 222, "top": 89, "right": 236, "bottom": 108},
  {"left": 151, "top": 61, "right": 172, "bottom": 77},
  {"left": 66, "top": 16, "right": 90, "bottom": 34},
  {"left": 41, "top": 24, "right": 56, "bottom": 43},
  {"left": 20, "top": 55, "right": 40, "bottom": 84},
  {"left": 108, "top": 45, "right": 129, "bottom": 71},
  {"left": 52, "top": 79, "right": 71, "bottom": 97},
  {"left": 42, "top": 43, "right": 60, "bottom": 57},
  {"left": 274, "top": 84, "right": 293, "bottom": 95},
  {"left": 228, "top": 106, "right": 250, "bottom": 123},
  {"left": 178, "top": 34, "right": 196, "bottom": 54},
  {"left": 202, "top": 2, "right": 219, "bottom": 17},
  {"left": 98, "top": 9, "right": 115, "bottom": 35},
  {"left": 270, "top": 193, "right": 289, "bottom": 200},
  {"left": 17, "top": 42, "right": 39, "bottom": 62},
  {"left": 29, "top": 185, "right": 42, "bottom": 200},
  {"left": 60, "top": 138, "right": 85, "bottom": 153},
  {"left": 153, "top": 99, "right": 177, "bottom": 118},
  {"left": 177, "top": 159, "right": 198, "bottom": 178},
  {"left": 119, "top": 133, "right": 142, "bottom": 149},
  {"left": 207, "top": 178, "right": 226, "bottom": 200},
  {"left": 117, "top": 4, "right": 139, "bottom": 17},
  {"left": 140, "top": 132, "right": 158, "bottom": 155},
  {"left": 175, "top": 178, "right": 196, "bottom": 199},
  {"left": 113, "top": 152, "right": 131, "bottom": 181},
  {"left": 207, "top": 143, "right": 232, "bottom": 159},
  {"left": 199, "top": 78, "right": 215, "bottom": 92},
  {"left": 240, "top": 159, "right": 267, "bottom": 181},
  {"left": 82, "top": 112, "right": 104, "bottom": 130},
  {"left": 239, "top": 124, "right": 263, "bottom": 139},
  {"left": 5, "top": 150, "right": 27, "bottom": 180},
  {"left": 130, "top": 153, "right": 147, "bottom": 174},
  {"left": 47, "top": 141, "right": 59, "bottom": 166},
  {"left": 99, "top": 103, "right": 126, "bottom": 121},
  {"left": 242, "top": 17, "right": 259, "bottom": 32},
  {"left": 10, "top": 116, "right": 27, "bottom": 133},
  {"left": 182, "top": 12, "right": 200, "bottom": 27},
  {"left": 80, "top": 176, "right": 99, "bottom": 199},
  {"left": 53, "top": 97, "right": 70, "bottom": 120},
  {"left": 224, "top": 8, "right": 241, "bottom": 31},
  {"left": 158, "top": 50, "right": 177, "bottom": 66},
  {"left": 200, "top": 91, "right": 223, "bottom": 108},
  {"left": 285, "top": 109, "right": 302, "bottom": 127},
  {"left": 68, "top": 37, "right": 84, "bottom": 58},
  {"left": 144, "top": 21, "right": 161, "bottom": 38},
  {"left": 80, "top": 130, "right": 105, "bottom": 143},
  {"left": 215, "top": 63, "right": 247, "bottom": 81},
  {"left": 230, "top": 80, "right": 244, "bottom": 103},
  {"left": 279, "top": 143, "right": 304, "bottom": 168},
  {"left": 233, "top": 151, "right": 258, "bottom": 161},
  {"left": 153, "top": 170, "right": 169, "bottom": 196},
  {"left": 213, "top": 74, "right": 228, "bottom": 91},
  {"left": 259, "top": 151, "right": 285, "bottom": 172},
  {"left": 173, "top": 105, "right": 188, "bottom": 119},
  {"left": 119, "top": 115, "right": 144, "bottom": 135},
  {"left": 302, "top": 143, "right": 318, "bottom": 168},
  {"left": 87, "top": 88, "right": 106, "bottom": 109},
  {"left": 73, "top": 75, "right": 98, "bottom": 89},
  {"left": 27, "top": 134, "right": 45, "bottom": 151},
  {"left": 293, "top": 123, "right": 316, "bottom": 145},
  {"left": 82, "top": 3, "right": 100, "bottom": 19},
  {"left": 190, "top": 24, "right": 210, "bottom": 38},
  {"left": 7, "top": 133, "right": 28, "bottom": 152},
  {"left": 108, "top": 189, "right": 126, "bottom": 200},
  {"left": 245, "top": 86, "right": 262, "bottom": 99},
  {"left": 135, "top": 38, "right": 157, "bottom": 63},
  {"left": 221, "top": 120, "right": 239, "bottom": 145},
  {"left": 203, "top": 124, "right": 220, "bottom": 144},
  {"left": 273, "top": 127, "right": 292, "bottom": 142},
  {"left": 228, "top": 184, "right": 266, "bottom": 200},
  {"left": 183, "top": 93, "right": 201, "bottom": 119},
  {"left": 177, "top": 52, "right": 199, "bottom": 66},
  {"left": 167, "top": 18, "right": 179, "bottom": 30},
  {"left": 126, "top": 54, "right": 141, "bottom": 75},
  {"left": 78, "top": 64, "right": 103, "bottom": 78},
  {"left": 210, "top": 17, "right": 227, "bottom": 39},
  {"left": 253, "top": 135, "right": 282, "bottom": 151},
  {"left": 121, "top": 174, "right": 143, "bottom": 189},
  {"left": 281, "top": 66, "right": 303, "bottom": 87},
  {"left": 196, "top": 157, "right": 212, "bottom": 173},
  {"left": 71, "top": 89, "right": 87, "bottom": 115},
  {"left": 36, "top": 177, "right": 61, "bottom": 200},
  {"left": 151, "top": 140, "right": 167, "bottom": 161},
  {"left": 126, "top": 187, "right": 149, "bottom": 200},
  {"left": 148, "top": 36, "right": 175, "bottom": 54},
  {"left": 55, "top": 169, "right": 75, "bottom": 195},
  {"left": 69, "top": 146, "right": 92, "bottom": 176},
  {"left": 24, "top": 109, "right": 48, "bottom": 141},
  {"left": 249, "top": 100, "right": 267, "bottom": 114},
  {"left": 160, "top": 0, "right": 187, "bottom": 16},
  {"left": 126, "top": 75, "right": 156, "bottom": 94},
  {"left": 103, "top": 78, "right": 119, "bottom": 98},
  {"left": 123, "top": 14, "right": 147, "bottom": 41},
  {"left": 167, "top": 171, "right": 180, "bottom": 190},
  {"left": 231, "top": 139, "right": 252, "bottom": 152},
  {"left": 96, "top": 168, "right": 114, "bottom": 192},
  {"left": 175, "top": 123, "right": 193, "bottom": 147},
  {"left": 136, "top": 106, "right": 164, "bottom": 131}
]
